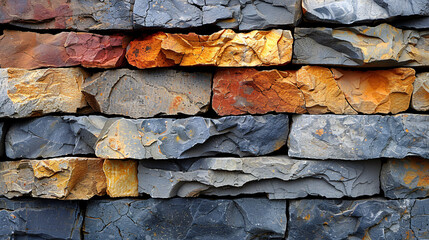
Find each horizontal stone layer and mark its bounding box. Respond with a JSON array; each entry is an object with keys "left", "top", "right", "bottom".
[
  {"left": 212, "top": 66, "right": 414, "bottom": 115},
  {"left": 396, "top": 16, "right": 429, "bottom": 29},
  {"left": 0, "top": 30, "right": 128, "bottom": 69},
  {"left": 0, "top": 0, "right": 132, "bottom": 31},
  {"left": 84, "top": 198, "right": 286, "bottom": 239},
  {"left": 293, "top": 23, "right": 429, "bottom": 67},
  {"left": 83, "top": 69, "right": 212, "bottom": 118},
  {"left": 412, "top": 72, "right": 429, "bottom": 111},
  {"left": 381, "top": 157, "right": 429, "bottom": 199},
  {"left": 0, "top": 68, "right": 88, "bottom": 118},
  {"left": 288, "top": 114, "right": 429, "bottom": 160},
  {"left": 134, "top": 0, "right": 301, "bottom": 30},
  {"left": 0, "top": 158, "right": 138, "bottom": 199},
  {"left": 302, "top": 0, "right": 429, "bottom": 25},
  {"left": 0, "top": 197, "right": 82, "bottom": 239},
  {"left": 126, "top": 29, "right": 293, "bottom": 68},
  {"left": 138, "top": 156, "right": 380, "bottom": 199},
  {"left": 95, "top": 114, "right": 289, "bottom": 159},
  {"left": 288, "top": 198, "right": 428, "bottom": 240}
]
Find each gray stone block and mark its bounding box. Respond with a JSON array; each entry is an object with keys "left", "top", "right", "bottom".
[
  {"left": 95, "top": 114, "right": 289, "bottom": 159},
  {"left": 0, "top": 198, "right": 82, "bottom": 239},
  {"left": 288, "top": 114, "right": 429, "bottom": 160},
  {"left": 411, "top": 199, "right": 429, "bottom": 239},
  {"left": 84, "top": 198, "right": 286, "bottom": 239},
  {"left": 6, "top": 115, "right": 107, "bottom": 159},
  {"left": 138, "top": 156, "right": 380, "bottom": 199},
  {"left": 0, "top": 122, "right": 5, "bottom": 157},
  {"left": 395, "top": 16, "right": 429, "bottom": 29},
  {"left": 82, "top": 69, "right": 212, "bottom": 118},
  {"left": 288, "top": 198, "right": 418, "bottom": 240},
  {"left": 412, "top": 72, "right": 429, "bottom": 111},
  {"left": 133, "top": 0, "right": 301, "bottom": 30}
]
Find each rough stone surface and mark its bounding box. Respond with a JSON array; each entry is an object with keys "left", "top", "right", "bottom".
[
  {"left": 381, "top": 157, "right": 429, "bottom": 199},
  {"left": 103, "top": 160, "right": 138, "bottom": 198},
  {"left": 0, "top": 122, "right": 4, "bottom": 157},
  {"left": 288, "top": 198, "right": 417, "bottom": 240},
  {"left": 84, "top": 198, "right": 286, "bottom": 239},
  {"left": 138, "top": 156, "right": 380, "bottom": 199},
  {"left": 6, "top": 115, "right": 108, "bottom": 159},
  {"left": 0, "top": 161, "right": 33, "bottom": 199},
  {"left": 95, "top": 114, "right": 289, "bottom": 159},
  {"left": 412, "top": 72, "right": 429, "bottom": 111},
  {"left": 395, "top": 16, "right": 429, "bottom": 29},
  {"left": 302, "top": 0, "right": 429, "bottom": 25},
  {"left": 83, "top": 69, "right": 212, "bottom": 118},
  {"left": 288, "top": 114, "right": 429, "bottom": 160},
  {"left": 0, "top": 30, "right": 128, "bottom": 70},
  {"left": 0, "top": 0, "right": 133, "bottom": 31},
  {"left": 0, "top": 68, "right": 88, "bottom": 118},
  {"left": 126, "top": 29, "right": 293, "bottom": 68},
  {"left": 133, "top": 0, "right": 301, "bottom": 30},
  {"left": 411, "top": 198, "right": 429, "bottom": 239},
  {"left": 0, "top": 198, "right": 82, "bottom": 239},
  {"left": 293, "top": 23, "right": 429, "bottom": 67}
]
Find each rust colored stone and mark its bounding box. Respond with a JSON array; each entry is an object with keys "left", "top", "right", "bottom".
[
  {"left": 126, "top": 29, "right": 293, "bottom": 68},
  {"left": 0, "top": 30, "right": 128, "bottom": 69},
  {"left": 103, "top": 159, "right": 138, "bottom": 198}
]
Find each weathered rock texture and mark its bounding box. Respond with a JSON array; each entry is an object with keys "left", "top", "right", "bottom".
[
  {"left": 0, "top": 68, "right": 88, "bottom": 118},
  {"left": 0, "top": 198, "right": 82, "bottom": 239},
  {"left": 412, "top": 72, "right": 429, "bottom": 111},
  {"left": 95, "top": 114, "right": 289, "bottom": 159},
  {"left": 138, "top": 156, "right": 380, "bottom": 199},
  {"left": 0, "top": 122, "right": 5, "bottom": 157},
  {"left": 0, "top": 30, "right": 128, "bottom": 69},
  {"left": 6, "top": 115, "right": 107, "bottom": 159},
  {"left": 302, "top": 0, "right": 429, "bottom": 25},
  {"left": 126, "top": 29, "right": 293, "bottom": 68},
  {"left": 288, "top": 198, "right": 422, "bottom": 240},
  {"left": 103, "top": 160, "right": 138, "bottom": 198},
  {"left": 83, "top": 69, "right": 212, "bottom": 118},
  {"left": 133, "top": 0, "right": 301, "bottom": 30},
  {"left": 84, "top": 198, "right": 286, "bottom": 239},
  {"left": 288, "top": 114, "right": 429, "bottom": 160},
  {"left": 0, "top": 0, "right": 133, "bottom": 31},
  {"left": 381, "top": 157, "right": 429, "bottom": 199},
  {"left": 293, "top": 23, "right": 429, "bottom": 67},
  {"left": 411, "top": 198, "right": 429, "bottom": 239},
  {"left": 212, "top": 66, "right": 414, "bottom": 115}
]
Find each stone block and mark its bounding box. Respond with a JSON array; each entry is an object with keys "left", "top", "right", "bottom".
[
  {"left": 411, "top": 199, "right": 429, "bottom": 239},
  {"left": 288, "top": 114, "right": 429, "bottom": 160},
  {"left": 84, "top": 198, "right": 286, "bottom": 239},
  {"left": 95, "top": 114, "right": 289, "bottom": 159},
  {"left": 103, "top": 160, "right": 138, "bottom": 198},
  {"left": 126, "top": 29, "right": 293, "bottom": 68},
  {"left": 0, "top": 122, "right": 5, "bottom": 157},
  {"left": 83, "top": 69, "right": 212, "bottom": 118},
  {"left": 412, "top": 72, "right": 429, "bottom": 111}
]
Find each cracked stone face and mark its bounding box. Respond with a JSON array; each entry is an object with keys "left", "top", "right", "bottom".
[
  {"left": 288, "top": 114, "right": 429, "bottom": 160},
  {"left": 95, "top": 114, "right": 289, "bottom": 159},
  {"left": 412, "top": 72, "right": 429, "bottom": 111},
  {"left": 133, "top": 0, "right": 301, "bottom": 30},
  {"left": 137, "top": 156, "right": 380, "bottom": 199},
  {"left": 84, "top": 198, "right": 286, "bottom": 239},
  {"left": 82, "top": 69, "right": 212, "bottom": 118}
]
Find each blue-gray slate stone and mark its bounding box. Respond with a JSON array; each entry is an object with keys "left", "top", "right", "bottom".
[
  {"left": 84, "top": 198, "right": 286, "bottom": 239},
  {"left": 288, "top": 114, "right": 429, "bottom": 160},
  {"left": 6, "top": 115, "right": 108, "bottom": 159},
  {"left": 0, "top": 198, "right": 82, "bottom": 239},
  {"left": 95, "top": 114, "right": 289, "bottom": 159},
  {"left": 137, "top": 156, "right": 380, "bottom": 199},
  {"left": 411, "top": 198, "right": 429, "bottom": 239},
  {"left": 396, "top": 17, "right": 429, "bottom": 29},
  {"left": 133, "top": 0, "right": 301, "bottom": 30},
  {"left": 0, "top": 122, "right": 5, "bottom": 157},
  {"left": 288, "top": 198, "right": 419, "bottom": 240}
]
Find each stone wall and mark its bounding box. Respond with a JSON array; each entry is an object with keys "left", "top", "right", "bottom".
[{"left": 0, "top": 1, "right": 428, "bottom": 239}]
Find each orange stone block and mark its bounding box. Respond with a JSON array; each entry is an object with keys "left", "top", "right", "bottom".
[{"left": 103, "top": 159, "right": 138, "bottom": 198}]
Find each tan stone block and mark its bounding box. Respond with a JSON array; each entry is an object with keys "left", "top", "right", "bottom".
[{"left": 103, "top": 159, "right": 138, "bottom": 197}]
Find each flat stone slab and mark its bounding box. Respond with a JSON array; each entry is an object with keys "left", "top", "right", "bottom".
[
  {"left": 95, "top": 114, "right": 289, "bottom": 159},
  {"left": 288, "top": 198, "right": 425, "bottom": 240},
  {"left": 138, "top": 156, "right": 380, "bottom": 199},
  {"left": 293, "top": 23, "right": 429, "bottom": 67},
  {"left": 126, "top": 29, "right": 293, "bottom": 68},
  {"left": 83, "top": 69, "right": 212, "bottom": 118},
  {"left": 0, "top": 0, "right": 133, "bottom": 31},
  {"left": 0, "top": 198, "right": 82, "bottom": 239},
  {"left": 0, "top": 30, "right": 128, "bottom": 70},
  {"left": 133, "top": 0, "right": 301, "bottom": 30},
  {"left": 84, "top": 198, "right": 286, "bottom": 239},
  {"left": 395, "top": 16, "right": 429, "bottom": 29},
  {"left": 381, "top": 157, "right": 429, "bottom": 199},
  {"left": 412, "top": 72, "right": 429, "bottom": 111},
  {"left": 288, "top": 114, "right": 429, "bottom": 160},
  {"left": 0, "top": 68, "right": 88, "bottom": 118},
  {"left": 6, "top": 115, "right": 107, "bottom": 159},
  {"left": 302, "top": 0, "right": 429, "bottom": 25}
]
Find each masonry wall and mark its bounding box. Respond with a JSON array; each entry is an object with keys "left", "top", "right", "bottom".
[{"left": 0, "top": 1, "right": 428, "bottom": 239}]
